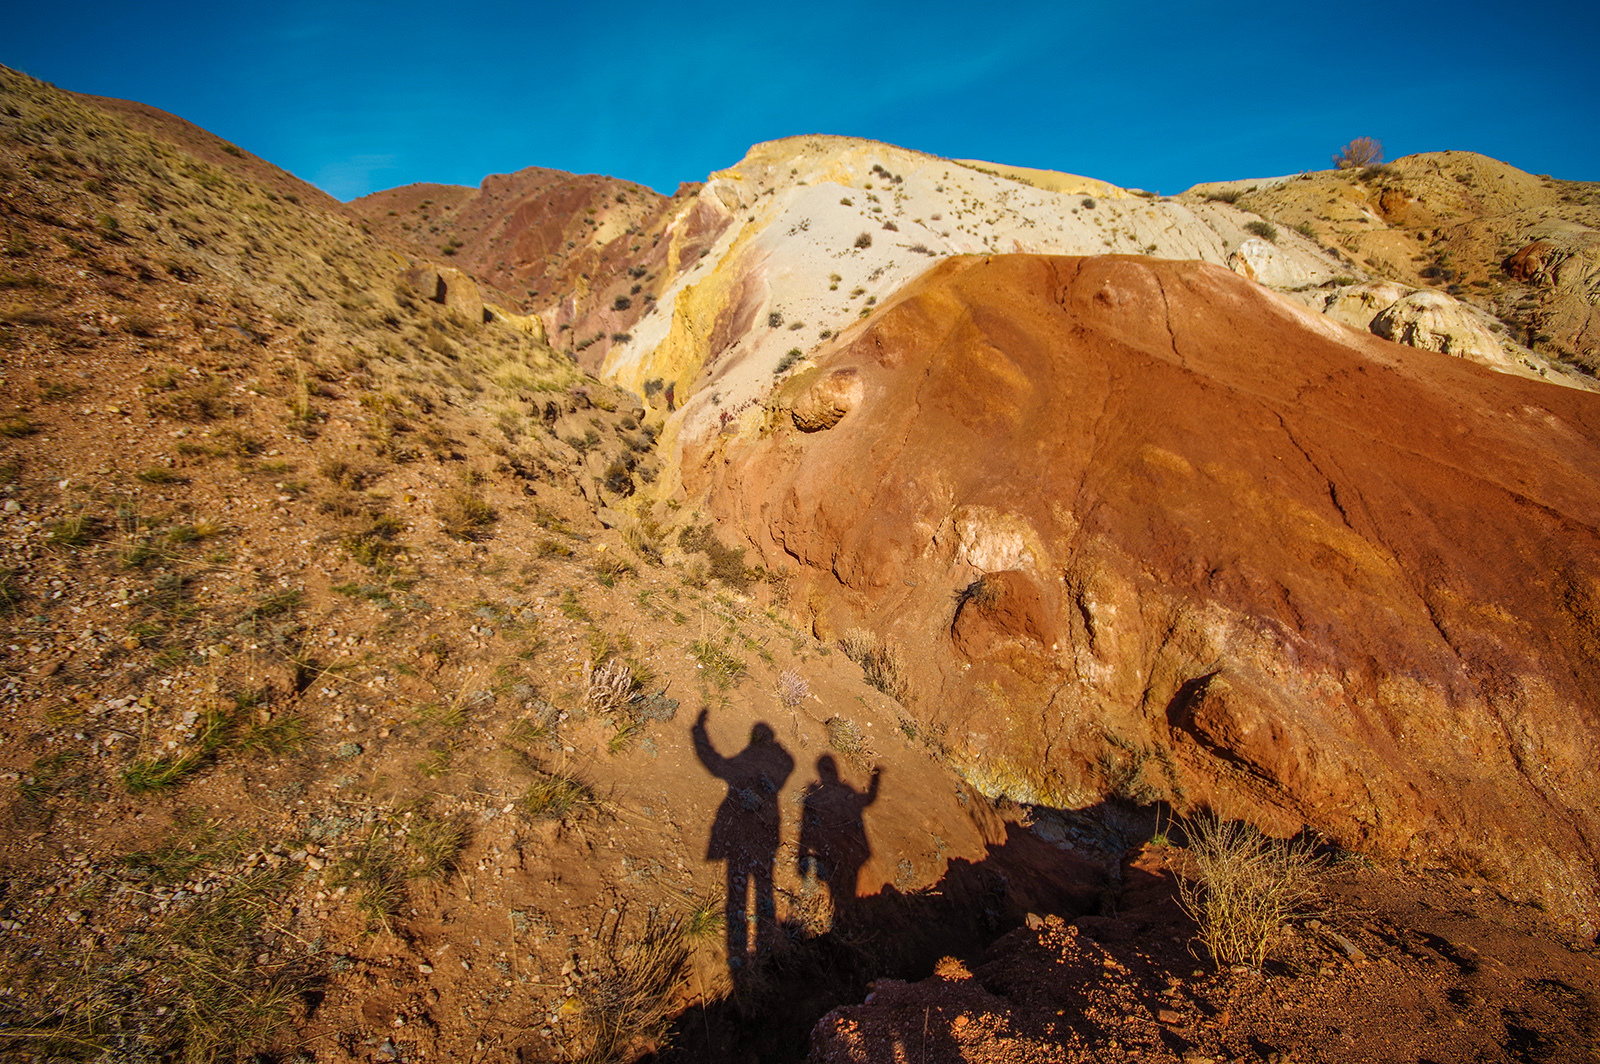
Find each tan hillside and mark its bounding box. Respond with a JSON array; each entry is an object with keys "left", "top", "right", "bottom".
[{"left": 1181, "top": 151, "right": 1600, "bottom": 371}]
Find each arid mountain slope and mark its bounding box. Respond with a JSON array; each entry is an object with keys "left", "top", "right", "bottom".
[
  {"left": 1, "top": 66, "right": 1049, "bottom": 1063},
  {"left": 349, "top": 166, "right": 694, "bottom": 337},
  {"left": 81, "top": 92, "right": 346, "bottom": 214},
  {"left": 1183, "top": 151, "right": 1600, "bottom": 371},
  {"left": 695, "top": 253, "right": 1600, "bottom": 932}
]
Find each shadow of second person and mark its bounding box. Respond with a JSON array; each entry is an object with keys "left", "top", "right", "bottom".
[{"left": 799, "top": 754, "right": 882, "bottom": 931}]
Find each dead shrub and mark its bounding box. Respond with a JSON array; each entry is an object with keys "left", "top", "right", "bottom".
[
  {"left": 584, "top": 657, "right": 636, "bottom": 716},
  {"left": 1333, "top": 136, "right": 1384, "bottom": 170},
  {"left": 569, "top": 911, "right": 692, "bottom": 1063},
  {"left": 436, "top": 489, "right": 495, "bottom": 540},
  {"left": 1176, "top": 815, "right": 1321, "bottom": 969},
  {"left": 839, "top": 627, "right": 910, "bottom": 703}
]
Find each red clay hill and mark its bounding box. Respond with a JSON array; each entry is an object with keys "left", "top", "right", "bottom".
[
  {"left": 350, "top": 166, "right": 696, "bottom": 361},
  {"left": 691, "top": 253, "right": 1600, "bottom": 933}
]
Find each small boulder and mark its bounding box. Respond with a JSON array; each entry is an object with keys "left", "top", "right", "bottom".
[
  {"left": 1370, "top": 290, "right": 1514, "bottom": 370},
  {"left": 790, "top": 367, "right": 864, "bottom": 432},
  {"left": 1227, "top": 237, "right": 1321, "bottom": 288},
  {"left": 400, "top": 264, "right": 486, "bottom": 323},
  {"left": 1321, "top": 280, "right": 1413, "bottom": 331}
]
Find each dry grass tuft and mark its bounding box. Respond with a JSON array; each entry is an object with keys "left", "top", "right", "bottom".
[
  {"left": 436, "top": 488, "right": 496, "bottom": 540},
  {"left": 1176, "top": 815, "right": 1321, "bottom": 969},
  {"left": 584, "top": 657, "right": 636, "bottom": 716},
  {"left": 824, "top": 716, "right": 873, "bottom": 765},
  {"left": 569, "top": 911, "right": 692, "bottom": 1064},
  {"left": 522, "top": 769, "right": 603, "bottom": 822},
  {"left": 839, "top": 627, "right": 910, "bottom": 703}
]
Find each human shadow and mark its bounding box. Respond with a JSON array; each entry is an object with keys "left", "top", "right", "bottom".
[
  {"left": 798, "top": 755, "right": 881, "bottom": 931},
  {"left": 657, "top": 798, "right": 1172, "bottom": 1064},
  {"left": 692, "top": 708, "right": 795, "bottom": 985}
]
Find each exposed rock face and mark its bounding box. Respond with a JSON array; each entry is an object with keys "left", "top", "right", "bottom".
[
  {"left": 400, "top": 264, "right": 486, "bottom": 322},
  {"left": 787, "top": 367, "right": 865, "bottom": 432},
  {"left": 1319, "top": 280, "right": 1415, "bottom": 330},
  {"left": 1369, "top": 289, "right": 1515, "bottom": 371},
  {"left": 692, "top": 254, "right": 1600, "bottom": 931},
  {"left": 1227, "top": 236, "right": 1325, "bottom": 288},
  {"left": 1505, "top": 227, "right": 1600, "bottom": 359}
]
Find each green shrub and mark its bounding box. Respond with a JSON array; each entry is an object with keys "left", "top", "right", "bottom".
[{"left": 1244, "top": 220, "right": 1278, "bottom": 243}]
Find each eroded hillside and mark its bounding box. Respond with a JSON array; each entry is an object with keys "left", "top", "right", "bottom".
[
  {"left": 1182, "top": 152, "right": 1600, "bottom": 372},
  {"left": 0, "top": 68, "right": 1068, "bottom": 1063},
  {"left": 3, "top": 64, "right": 1598, "bottom": 1064}
]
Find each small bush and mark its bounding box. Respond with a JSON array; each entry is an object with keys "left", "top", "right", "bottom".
[
  {"left": 585, "top": 657, "right": 636, "bottom": 716},
  {"left": 1176, "top": 815, "right": 1321, "bottom": 969},
  {"left": 776, "top": 668, "right": 809, "bottom": 710},
  {"left": 854, "top": 232, "right": 873, "bottom": 249},
  {"left": 678, "top": 524, "right": 752, "bottom": 591},
  {"left": 1080, "top": 197, "right": 1097, "bottom": 210},
  {"left": 437, "top": 489, "right": 496, "bottom": 540},
  {"left": 1333, "top": 136, "right": 1383, "bottom": 170},
  {"left": 1204, "top": 189, "right": 1241, "bottom": 204},
  {"left": 824, "top": 716, "right": 873, "bottom": 765},
  {"left": 775, "top": 348, "right": 804, "bottom": 375},
  {"left": 1244, "top": 219, "right": 1278, "bottom": 243}
]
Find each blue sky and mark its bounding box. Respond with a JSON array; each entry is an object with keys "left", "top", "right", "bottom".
[{"left": 7, "top": 0, "right": 1597, "bottom": 201}]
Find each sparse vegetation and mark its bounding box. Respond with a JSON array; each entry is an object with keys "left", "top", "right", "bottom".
[
  {"left": 437, "top": 487, "right": 496, "bottom": 539},
  {"left": 1176, "top": 815, "right": 1321, "bottom": 969},
  {"left": 839, "top": 627, "right": 910, "bottom": 703},
  {"left": 824, "top": 715, "right": 871, "bottom": 764},
  {"left": 568, "top": 911, "right": 692, "bottom": 1064},
  {"left": 1244, "top": 219, "right": 1278, "bottom": 243},
  {"left": 1333, "top": 136, "right": 1384, "bottom": 170},
  {"left": 523, "top": 769, "right": 603, "bottom": 822}
]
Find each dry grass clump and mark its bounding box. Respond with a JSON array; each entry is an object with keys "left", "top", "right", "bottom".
[
  {"left": 522, "top": 769, "right": 603, "bottom": 822},
  {"left": 839, "top": 627, "right": 910, "bottom": 703},
  {"left": 569, "top": 911, "right": 692, "bottom": 1064},
  {"left": 824, "top": 716, "right": 873, "bottom": 765},
  {"left": 436, "top": 488, "right": 496, "bottom": 539},
  {"left": 584, "top": 657, "right": 636, "bottom": 716},
  {"left": 1176, "top": 815, "right": 1321, "bottom": 969}
]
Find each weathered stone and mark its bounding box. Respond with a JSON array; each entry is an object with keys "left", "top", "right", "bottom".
[
  {"left": 1227, "top": 237, "right": 1322, "bottom": 288},
  {"left": 400, "top": 264, "right": 485, "bottom": 323},
  {"left": 1370, "top": 290, "right": 1513, "bottom": 370},
  {"left": 789, "top": 367, "right": 864, "bottom": 432}
]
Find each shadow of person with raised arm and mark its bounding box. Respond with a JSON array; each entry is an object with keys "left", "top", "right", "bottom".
[
  {"left": 798, "top": 755, "right": 882, "bottom": 932},
  {"left": 692, "top": 707, "right": 794, "bottom": 985}
]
